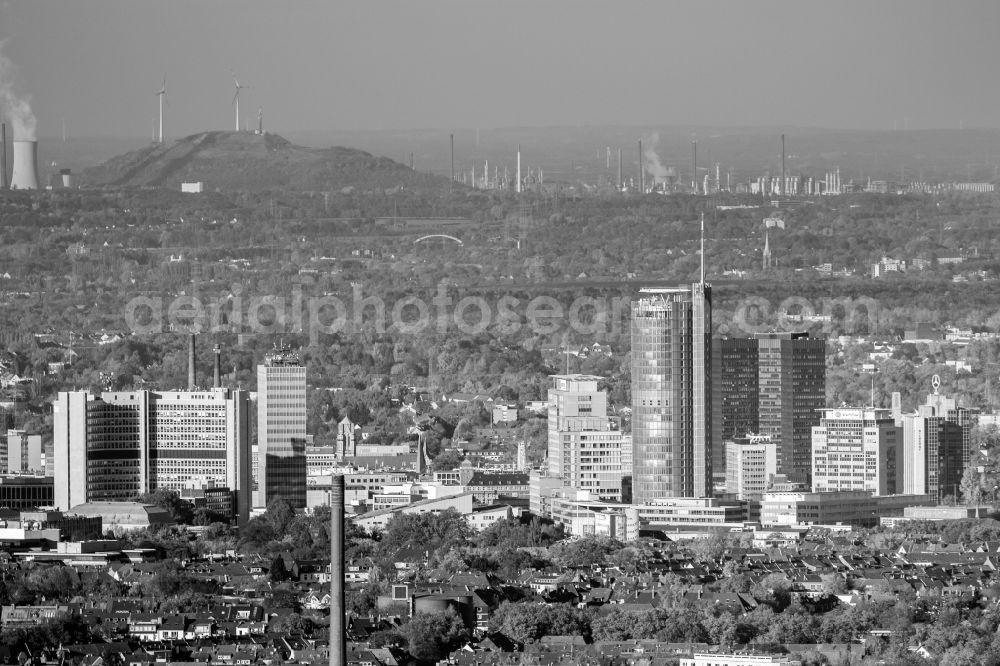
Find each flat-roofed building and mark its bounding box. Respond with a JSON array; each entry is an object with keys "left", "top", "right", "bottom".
[
  {"left": 6, "top": 430, "right": 42, "bottom": 474},
  {"left": 812, "top": 408, "right": 898, "bottom": 496},
  {"left": 257, "top": 348, "right": 307, "bottom": 509},
  {"left": 725, "top": 436, "right": 777, "bottom": 501},
  {"left": 762, "top": 490, "right": 877, "bottom": 527},
  {"left": 680, "top": 652, "right": 800, "bottom": 666},
  {"left": 547, "top": 374, "right": 628, "bottom": 501},
  {"left": 900, "top": 388, "right": 978, "bottom": 501},
  {"left": 0, "top": 475, "right": 53, "bottom": 510},
  {"left": 52, "top": 388, "right": 251, "bottom": 523}
]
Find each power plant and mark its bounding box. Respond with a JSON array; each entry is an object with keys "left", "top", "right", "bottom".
[{"left": 9, "top": 139, "right": 39, "bottom": 190}]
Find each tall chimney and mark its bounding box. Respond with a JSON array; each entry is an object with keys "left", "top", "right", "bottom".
[
  {"left": 213, "top": 344, "right": 222, "bottom": 388},
  {"left": 449, "top": 134, "right": 454, "bottom": 193},
  {"left": 10, "top": 140, "right": 39, "bottom": 190},
  {"left": 638, "top": 140, "right": 643, "bottom": 193},
  {"left": 516, "top": 144, "right": 521, "bottom": 194},
  {"left": 617, "top": 147, "right": 622, "bottom": 190},
  {"left": 0, "top": 123, "right": 7, "bottom": 189},
  {"left": 330, "top": 475, "right": 346, "bottom": 666},
  {"left": 188, "top": 333, "right": 196, "bottom": 390},
  {"left": 781, "top": 134, "right": 786, "bottom": 197}
]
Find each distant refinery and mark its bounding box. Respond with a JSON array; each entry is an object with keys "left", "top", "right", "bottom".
[
  {"left": 453, "top": 142, "right": 544, "bottom": 192},
  {"left": 446, "top": 132, "right": 844, "bottom": 197}
]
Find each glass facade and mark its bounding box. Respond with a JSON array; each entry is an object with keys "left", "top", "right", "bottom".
[
  {"left": 710, "top": 338, "right": 759, "bottom": 483},
  {"left": 257, "top": 350, "right": 307, "bottom": 509},
  {"left": 631, "top": 285, "right": 711, "bottom": 503},
  {"left": 86, "top": 399, "right": 144, "bottom": 500},
  {"left": 755, "top": 333, "right": 825, "bottom": 484},
  {"left": 902, "top": 392, "right": 977, "bottom": 501}
]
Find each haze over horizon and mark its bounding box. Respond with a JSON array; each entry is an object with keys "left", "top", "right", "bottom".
[{"left": 2, "top": 0, "right": 999, "bottom": 139}]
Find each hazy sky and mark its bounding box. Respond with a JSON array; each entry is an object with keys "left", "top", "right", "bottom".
[{"left": 3, "top": 0, "right": 999, "bottom": 137}]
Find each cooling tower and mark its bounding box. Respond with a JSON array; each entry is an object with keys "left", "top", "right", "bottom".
[
  {"left": 10, "top": 140, "right": 39, "bottom": 190},
  {"left": 60, "top": 168, "right": 74, "bottom": 188}
]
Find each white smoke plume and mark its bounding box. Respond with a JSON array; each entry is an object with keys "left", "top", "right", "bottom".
[
  {"left": 0, "top": 41, "right": 36, "bottom": 140},
  {"left": 643, "top": 131, "right": 668, "bottom": 183}
]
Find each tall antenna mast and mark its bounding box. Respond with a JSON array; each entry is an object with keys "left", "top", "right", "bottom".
[
  {"left": 156, "top": 74, "right": 166, "bottom": 144},
  {"left": 692, "top": 140, "right": 698, "bottom": 194},
  {"left": 638, "top": 139, "right": 643, "bottom": 193}
]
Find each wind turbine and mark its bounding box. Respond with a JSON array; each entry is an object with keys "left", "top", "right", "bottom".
[
  {"left": 232, "top": 71, "right": 249, "bottom": 131},
  {"left": 155, "top": 74, "right": 166, "bottom": 143}
]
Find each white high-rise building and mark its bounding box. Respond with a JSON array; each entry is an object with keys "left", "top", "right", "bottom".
[
  {"left": 7, "top": 430, "right": 43, "bottom": 474},
  {"left": 812, "top": 407, "right": 898, "bottom": 496},
  {"left": 725, "top": 436, "right": 777, "bottom": 501},
  {"left": 52, "top": 388, "right": 252, "bottom": 523},
  {"left": 547, "top": 374, "right": 627, "bottom": 501},
  {"left": 257, "top": 347, "right": 307, "bottom": 509},
  {"left": 516, "top": 441, "right": 528, "bottom": 471}
]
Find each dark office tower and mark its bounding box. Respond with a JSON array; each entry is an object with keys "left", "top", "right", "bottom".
[
  {"left": 257, "top": 346, "right": 307, "bottom": 509},
  {"left": 900, "top": 387, "right": 978, "bottom": 501},
  {"left": 754, "top": 332, "right": 826, "bottom": 484},
  {"left": 631, "top": 284, "right": 712, "bottom": 503},
  {"left": 946, "top": 403, "right": 979, "bottom": 472},
  {"left": 710, "top": 338, "right": 760, "bottom": 484}
]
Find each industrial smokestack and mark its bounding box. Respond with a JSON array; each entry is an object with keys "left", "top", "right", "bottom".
[
  {"left": 516, "top": 144, "right": 521, "bottom": 194},
  {"left": 330, "top": 475, "right": 346, "bottom": 666},
  {"left": 0, "top": 123, "right": 6, "bottom": 189},
  {"left": 9, "top": 140, "right": 39, "bottom": 190},
  {"left": 188, "top": 333, "right": 196, "bottom": 390},
  {"left": 449, "top": 134, "right": 454, "bottom": 192},
  {"left": 781, "top": 134, "right": 786, "bottom": 197},
  {"left": 213, "top": 344, "right": 222, "bottom": 388},
  {"left": 617, "top": 147, "right": 622, "bottom": 190},
  {"left": 638, "top": 140, "right": 643, "bottom": 193}
]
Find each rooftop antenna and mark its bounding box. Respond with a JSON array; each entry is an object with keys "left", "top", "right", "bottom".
[
  {"left": 155, "top": 74, "right": 166, "bottom": 143},
  {"left": 231, "top": 70, "right": 249, "bottom": 131}
]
